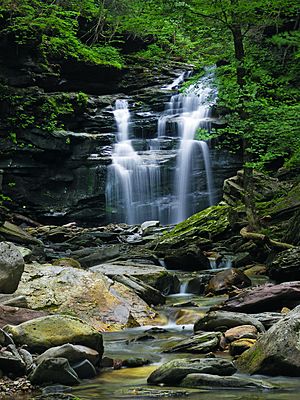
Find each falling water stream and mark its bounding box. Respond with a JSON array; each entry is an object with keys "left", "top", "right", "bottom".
[{"left": 106, "top": 70, "right": 217, "bottom": 225}]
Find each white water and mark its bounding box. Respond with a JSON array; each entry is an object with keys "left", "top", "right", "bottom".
[{"left": 106, "top": 70, "right": 217, "bottom": 225}]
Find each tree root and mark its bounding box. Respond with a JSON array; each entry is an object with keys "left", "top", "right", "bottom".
[{"left": 240, "top": 227, "right": 294, "bottom": 250}]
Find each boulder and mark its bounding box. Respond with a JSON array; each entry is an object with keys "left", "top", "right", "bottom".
[
  {"left": 111, "top": 274, "right": 165, "bottom": 306},
  {"left": 224, "top": 325, "right": 258, "bottom": 343},
  {"left": 180, "top": 373, "right": 274, "bottom": 390},
  {"left": 15, "top": 262, "right": 159, "bottom": 330},
  {"left": 206, "top": 268, "right": 251, "bottom": 295},
  {"left": 229, "top": 338, "right": 257, "bottom": 356},
  {"left": 156, "top": 205, "right": 230, "bottom": 250},
  {"left": 163, "top": 332, "right": 221, "bottom": 354},
  {"left": 0, "top": 347, "right": 26, "bottom": 375},
  {"left": 0, "top": 304, "right": 47, "bottom": 328},
  {"left": 72, "top": 359, "right": 97, "bottom": 379},
  {"left": 36, "top": 344, "right": 100, "bottom": 367},
  {"left": 4, "top": 315, "right": 103, "bottom": 354},
  {"left": 164, "top": 245, "right": 210, "bottom": 271},
  {"left": 0, "top": 222, "right": 42, "bottom": 245},
  {"left": 90, "top": 262, "right": 180, "bottom": 295},
  {"left": 236, "top": 305, "right": 300, "bottom": 376},
  {"left": 29, "top": 358, "right": 80, "bottom": 385},
  {"left": 267, "top": 247, "right": 300, "bottom": 283},
  {"left": 147, "top": 358, "right": 236, "bottom": 385},
  {"left": 218, "top": 282, "right": 300, "bottom": 313},
  {"left": 0, "top": 242, "right": 24, "bottom": 294},
  {"left": 194, "top": 311, "right": 265, "bottom": 333}
]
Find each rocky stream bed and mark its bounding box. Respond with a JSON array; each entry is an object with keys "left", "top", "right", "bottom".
[{"left": 0, "top": 171, "right": 300, "bottom": 400}]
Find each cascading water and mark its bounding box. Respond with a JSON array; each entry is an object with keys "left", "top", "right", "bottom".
[
  {"left": 106, "top": 69, "right": 217, "bottom": 225},
  {"left": 106, "top": 100, "right": 162, "bottom": 224}
]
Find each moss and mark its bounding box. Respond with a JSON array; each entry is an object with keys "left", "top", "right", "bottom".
[
  {"left": 236, "top": 342, "right": 266, "bottom": 374},
  {"left": 161, "top": 204, "right": 231, "bottom": 247}
]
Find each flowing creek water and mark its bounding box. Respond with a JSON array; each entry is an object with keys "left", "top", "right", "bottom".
[
  {"left": 106, "top": 69, "right": 217, "bottom": 225},
  {"left": 70, "top": 280, "right": 300, "bottom": 400}
]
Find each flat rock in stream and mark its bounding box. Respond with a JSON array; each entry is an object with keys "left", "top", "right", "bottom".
[
  {"left": 194, "top": 311, "right": 265, "bottom": 333},
  {"left": 217, "top": 281, "right": 300, "bottom": 313},
  {"left": 147, "top": 358, "right": 236, "bottom": 385},
  {"left": 180, "top": 373, "right": 275, "bottom": 390},
  {"left": 164, "top": 332, "right": 222, "bottom": 354}
]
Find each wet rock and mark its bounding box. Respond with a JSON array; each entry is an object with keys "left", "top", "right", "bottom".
[
  {"left": 72, "top": 359, "right": 97, "bottom": 379},
  {"left": 236, "top": 305, "right": 300, "bottom": 376},
  {"left": 164, "top": 245, "right": 210, "bottom": 271},
  {"left": 267, "top": 247, "right": 300, "bottom": 283},
  {"left": 218, "top": 281, "right": 300, "bottom": 313},
  {"left": 140, "top": 220, "right": 160, "bottom": 234},
  {"left": 156, "top": 205, "right": 230, "bottom": 250},
  {"left": 0, "top": 295, "right": 28, "bottom": 308},
  {"left": 90, "top": 262, "right": 179, "bottom": 295},
  {"left": 72, "top": 246, "right": 122, "bottom": 268},
  {"left": 0, "top": 349, "right": 26, "bottom": 375},
  {"left": 18, "top": 348, "right": 34, "bottom": 372},
  {"left": 15, "top": 262, "right": 158, "bottom": 329},
  {"left": 29, "top": 358, "right": 80, "bottom": 385},
  {"left": 36, "top": 344, "right": 100, "bottom": 367},
  {"left": 4, "top": 315, "right": 103, "bottom": 354},
  {"left": 0, "top": 242, "right": 25, "bottom": 294},
  {"left": 164, "top": 332, "right": 221, "bottom": 354},
  {"left": 0, "top": 305, "right": 47, "bottom": 329},
  {"left": 224, "top": 325, "right": 258, "bottom": 343},
  {"left": 112, "top": 274, "right": 165, "bottom": 306},
  {"left": 0, "top": 222, "right": 42, "bottom": 246},
  {"left": 122, "top": 358, "right": 150, "bottom": 368},
  {"left": 206, "top": 268, "right": 251, "bottom": 295},
  {"left": 250, "top": 312, "right": 283, "bottom": 329},
  {"left": 147, "top": 358, "right": 236, "bottom": 385},
  {"left": 229, "top": 338, "right": 257, "bottom": 356},
  {"left": 194, "top": 311, "right": 265, "bottom": 333},
  {"left": 180, "top": 373, "right": 274, "bottom": 390}
]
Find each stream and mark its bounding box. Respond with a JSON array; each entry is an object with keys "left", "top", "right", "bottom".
[{"left": 69, "top": 273, "right": 300, "bottom": 400}]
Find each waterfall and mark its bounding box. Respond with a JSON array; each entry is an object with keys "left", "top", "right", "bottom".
[
  {"left": 106, "top": 100, "right": 162, "bottom": 224},
  {"left": 106, "top": 69, "right": 217, "bottom": 225}
]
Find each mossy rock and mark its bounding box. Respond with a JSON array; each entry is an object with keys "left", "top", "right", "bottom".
[
  {"left": 157, "top": 204, "right": 231, "bottom": 249},
  {"left": 3, "top": 315, "right": 103, "bottom": 355}
]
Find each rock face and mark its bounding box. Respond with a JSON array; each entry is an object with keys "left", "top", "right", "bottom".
[
  {"left": 147, "top": 358, "right": 236, "bottom": 385},
  {"left": 236, "top": 306, "right": 300, "bottom": 376},
  {"left": 218, "top": 281, "right": 300, "bottom": 312},
  {"left": 0, "top": 242, "right": 24, "bottom": 294},
  {"left": 15, "top": 262, "right": 158, "bottom": 329},
  {"left": 3, "top": 315, "right": 104, "bottom": 354},
  {"left": 206, "top": 268, "right": 251, "bottom": 295},
  {"left": 164, "top": 245, "right": 210, "bottom": 271},
  {"left": 267, "top": 247, "right": 300, "bottom": 283}
]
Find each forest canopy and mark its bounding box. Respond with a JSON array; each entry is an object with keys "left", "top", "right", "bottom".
[{"left": 0, "top": 0, "right": 299, "bottom": 170}]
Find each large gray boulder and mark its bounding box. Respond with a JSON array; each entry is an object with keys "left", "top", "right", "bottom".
[
  {"left": 236, "top": 305, "right": 300, "bottom": 376},
  {"left": 0, "top": 242, "right": 24, "bottom": 293},
  {"left": 36, "top": 343, "right": 100, "bottom": 366},
  {"left": 147, "top": 358, "right": 236, "bottom": 385}
]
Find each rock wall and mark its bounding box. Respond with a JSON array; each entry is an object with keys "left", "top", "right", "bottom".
[{"left": 0, "top": 41, "right": 241, "bottom": 225}]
